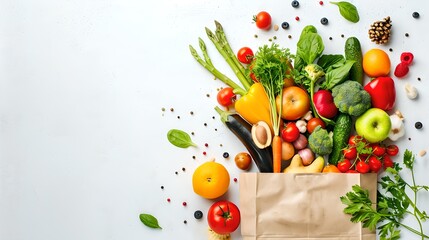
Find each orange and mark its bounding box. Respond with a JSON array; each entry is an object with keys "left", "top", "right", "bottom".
[
  {"left": 322, "top": 164, "right": 341, "bottom": 173},
  {"left": 192, "top": 161, "right": 230, "bottom": 199},
  {"left": 362, "top": 48, "right": 391, "bottom": 77}
]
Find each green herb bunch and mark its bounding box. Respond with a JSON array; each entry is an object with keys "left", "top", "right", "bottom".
[{"left": 341, "top": 150, "right": 429, "bottom": 240}]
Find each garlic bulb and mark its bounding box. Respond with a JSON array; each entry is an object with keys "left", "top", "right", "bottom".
[{"left": 388, "top": 114, "right": 405, "bottom": 141}]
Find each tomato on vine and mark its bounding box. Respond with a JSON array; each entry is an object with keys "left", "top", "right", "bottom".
[
  {"left": 368, "top": 155, "right": 382, "bottom": 173},
  {"left": 237, "top": 47, "right": 254, "bottom": 64},
  {"left": 371, "top": 144, "right": 386, "bottom": 157},
  {"left": 253, "top": 11, "right": 272, "bottom": 30},
  {"left": 356, "top": 161, "right": 370, "bottom": 173},
  {"left": 217, "top": 87, "right": 236, "bottom": 107},
  {"left": 343, "top": 147, "right": 357, "bottom": 160},
  {"left": 386, "top": 144, "right": 399, "bottom": 156},
  {"left": 337, "top": 159, "right": 352, "bottom": 173},
  {"left": 383, "top": 155, "right": 394, "bottom": 169}
]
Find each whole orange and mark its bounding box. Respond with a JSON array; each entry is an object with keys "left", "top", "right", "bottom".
[
  {"left": 322, "top": 164, "right": 341, "bottom": 173},
  {"left": 192, "top": 161, "right": 230, "bottom": 199},
  {"left": 362, "top": 48, "right": 391, "bottom": 77}
]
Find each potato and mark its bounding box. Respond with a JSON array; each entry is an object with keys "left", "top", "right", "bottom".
[{"left": 283, "top": 154, "right": 325, "bottom": 173}]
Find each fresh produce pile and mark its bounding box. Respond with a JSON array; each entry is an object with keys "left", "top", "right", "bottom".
[{"left": 142, "top": 2, "right": 429, "bottom": 240}]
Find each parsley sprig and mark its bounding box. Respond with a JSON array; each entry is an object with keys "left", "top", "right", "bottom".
[{"left": 341, "top": 149, "right": 429, "bottom": 240}]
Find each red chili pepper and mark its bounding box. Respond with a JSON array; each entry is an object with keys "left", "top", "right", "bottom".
[
  {"left": 364, "top": 76, "right": 396, "bottom": 111},
  {"left": 313, "top": 89, "right": 338, "bottom": 119},
  {"left": 400, "top": 52, "right": 414, "bottom": 65},
  {"left": 394, "top": 62, "right": 409, "bottom": 78}
]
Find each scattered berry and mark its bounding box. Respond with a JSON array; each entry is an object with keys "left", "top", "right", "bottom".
[
  {"left": 319, "top": 1, "right": 324, "bottom": 5},
  {"left": 182, "top": 202, "right": 187, "bottom": 206},
  {"left": 167, "top": 198, "right": 171, "bottom": 202},
  {"left": 291, "top": 0, "right": 299, "bottom": 8},
  {"left": 205, "top": 143, "right": 209, "bottom": 147},
  {"left": 281, "top": 21, "right": 289, "bottom": 29},
  {"left": 223, "top": 152, "right": 230, "bottom": 158},
  {"left": 203, "top": 151, "right": 207, "bottom": 155},
  {"left": 394, "top": 62, "right": 409, "bottom": 78},
  {"left": 320, "top": 17, "right": 328, "bottom": 25},
  {"left": 295, "top": 16, "right": 300, "bottom": 21},
  {"left": 194, "top": 210, "right": 203, "bottom": 219},
  {"left": 415, "top": 121, "right": 423, "bottom": 129},
  {"left": 412, "top": 12, "right": 420, "bottom": 18},
  {"left": 234, "top": 178, "right": 238, "bottom": 182}
]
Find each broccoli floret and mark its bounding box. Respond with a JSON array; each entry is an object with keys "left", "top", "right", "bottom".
[
  {"left": 332, "top": 80, "right": 371, "bottom": 117},
  {"left": 308, "top": 126, "right": 333, "bottom": 156},
  {"left": 304, "top": 64, "right": 325, "bottom": 82}
]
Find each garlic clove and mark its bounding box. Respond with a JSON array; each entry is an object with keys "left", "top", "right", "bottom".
[
  {"left": 405, "top": 83, "right": 418, "bottom": 100},
  {"left": 388, "top": 114, "right": 405, "bottom": 141}
]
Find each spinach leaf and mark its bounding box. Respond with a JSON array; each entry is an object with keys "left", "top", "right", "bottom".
[
  {"left": 139, "top": 213, "right": 162, "bottom": 229},
  {"left": 296, "top": 32, "right": 324, "bottom": 65},
  {"left": 317, "top": 54, "right": 345, "bottom": 72},
  {"left": 323, "top": 60, "right": 355, "bottom": 89},
  {"left": 167, "top": 129, "right": 197, "bottom": 148},
  {"left": 330, "top": 1, "right": 360, "bottom": 23},
  {"left": 294, "top": 25, "right": 318, "bottom": 71}
]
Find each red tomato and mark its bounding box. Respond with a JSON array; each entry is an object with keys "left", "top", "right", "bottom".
[
  {"left": 346, "top": 169, "right": 359, "bottom": 173},
  {"left": 383, "top": 155, "right": 394, "bottom": 169},
  {"left": 348, "top": 135, "right": 365, "bottom": 146},
  {"left": 253, "top": 11, "right": 272, "bottom": 30},
  {"left": 217, "top": 87, "right": 236, "bottom": 107},
  {"left": 237, "top": 47, "right": 254, "bottom": 64},
  {"left": 386, "top": 144, "right": 399, "bottom": 156},
  {"left": 356, "top": 161, "right": 370, "bottom": 173},
  {"left": 207, "top": 200, "right": 241, "bottom": 235},
  {"left": 337, "top": 159, "right": 352, "bottom": 173},
  {"left": 368, "top": 155, "right": 382, "bottom": 173},
  {"left": 307, "top": 117, "right": 325, "bottom": 134},
  {"left": 281, "top": 122, "right": 300, "bottom": 142},
  {"left": 343, "top": 147, "right": 357, "bottom": 160},
  {"left": 371, "top": 144, "right": 386, "bottom": 157}
]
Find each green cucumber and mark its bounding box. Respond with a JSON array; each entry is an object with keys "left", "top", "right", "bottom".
[
  {"left": 329, "top": 113, "right": 352, "bottom": 165},
  {"left": 344, "top": 37, "right": 364, "bottom": 85}
]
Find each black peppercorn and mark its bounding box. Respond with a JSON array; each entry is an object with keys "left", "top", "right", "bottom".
[
  {"left": 415, "top": 121, "right": 423, "bottom": 129},
  {"left": 412, "top": 12, "right": 420, "bottom": 18},
  {"left": 223, "top": 152, "right": 229, "bottom": 158},
  {"left": 281, "top": 22, "right": 289, "bottom": 29},
  {"left": 291, "top": 0, "right": 299, "bottom": 8}
]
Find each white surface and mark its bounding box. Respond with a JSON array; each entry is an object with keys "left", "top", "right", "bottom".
[{"left": 1, "top": 0, "right": 428, "bottom": 239}]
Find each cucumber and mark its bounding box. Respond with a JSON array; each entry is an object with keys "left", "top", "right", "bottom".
[
  {"left": 328, "top": 113, "right": 352, "bottom": 165},
  {"left": 345, "top": 37, "right": 364, "bottom": 85}
]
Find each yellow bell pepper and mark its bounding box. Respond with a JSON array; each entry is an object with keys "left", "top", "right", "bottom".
[{"left": 235, "top": 82, "right": 273, "bottom": 130}]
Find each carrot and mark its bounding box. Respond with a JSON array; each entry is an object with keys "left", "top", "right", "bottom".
[{"left": 272, "top": 135, "right": 283, "bottom": 173}]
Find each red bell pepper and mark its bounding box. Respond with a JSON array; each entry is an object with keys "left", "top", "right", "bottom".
[
  {"left": 364, "top": 76, "right": 396, "bottom": 111},
  {"left": 313, "top": 89, "right": 338, "bottom": 119}
]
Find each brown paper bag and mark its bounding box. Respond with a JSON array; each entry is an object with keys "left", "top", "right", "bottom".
[{"left": 239, "top": 173, "right": 377, "bottom": 240}]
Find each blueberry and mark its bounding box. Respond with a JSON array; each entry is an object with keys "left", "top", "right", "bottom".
[
  {"left": 320, "top": 17, "right": 328, "bottom": 25},
  {"left": 412, "top": 12, "right": 420, "bottom": 18},
  {"left": 415, "top": 121, "right": 423, "bottom": 129},
  {"left": 223, "top": 152, "right": 229, "bottom": 158},
  {"left": 291, "top": 0, "right": 299, "bottom": 8},
  {"left": 281, "top": 21, "right": 290, "bottom": 29},
  {"left": 194, "top": 210, "right": 203, "bottom": 219}
]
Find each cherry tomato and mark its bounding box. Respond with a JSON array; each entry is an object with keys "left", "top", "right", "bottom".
[
  {"left": 253, "top": 11, "right": 272, "bottom": 30},
  {"left": 343, "top": 147, "right": 357, "bottom": 160},
  {"left": 207, "top": 200, "right": 241, "bottom": 235},
  {"left": 348, "top": 135, "right": 365, "bottom": 146},
  {"left": 346, "top": 169, "right": 359, "bottom": 173},
  {"left": 368, "top": 155, "right": 382, "bottom": 173},
  {"left": 237, "top": 47, "right": 254, "bottom": 64},
  {"left": 217, "top": 87, "right": 236, "bottom": 107},
  {"left": 371, "top": 144, "right": 386, "bottom": 157},
  {"left": 386, "top": 144, "right": 399, "bottom": 156},
  {"left": 337, "top": 159, "right": 352, "bottom": 173},
  {"left": 281, "top": 122, "right": 300, "bottom": 142},
  {"left": 307, "top": 117, "right": 325, "bottom": 134},
  {"left": 383, "top": 155, "right": 394, "bottom": 169},
  {"left": 356, "top": 161, "right": 370, "bottom": 173},
  {"left": 234, "top": 152, "right": 252, "bottom": 170}
]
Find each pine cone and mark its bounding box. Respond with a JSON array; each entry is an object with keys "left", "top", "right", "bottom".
[{"left": 368, "top": 16, "right": 392, "bottom": 44}]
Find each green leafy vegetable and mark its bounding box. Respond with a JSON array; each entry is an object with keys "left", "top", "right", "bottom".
[
  {"left": 341, "top": 150, "right": 429, "bottom": 239},
  {"left": 330, "top": 1, "right": 360, "bottom": 23},
  {"left": 322, "top": 60, "right": 355, "bottom": 89},
  {"left": 167, "top": 129, "right": 197, "bottom": 148},
  {"left": 139, "top": 213, "right": 162, "bottom": 229},
  {"left": 296, "top": 32, "right": 324, "bottom": 66},
  {"left": 294, "top": 25, "right": 318, "bottom": 71},
  {"left": 317, "top": 54, "right": 345, "bottom": 72}
]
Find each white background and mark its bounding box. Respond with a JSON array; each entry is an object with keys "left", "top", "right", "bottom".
[{"left": 1, "top": 0, "right": 429, "bottom": 239}]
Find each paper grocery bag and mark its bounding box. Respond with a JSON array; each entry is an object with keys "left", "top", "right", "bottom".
[{"left": 239, "top": 173, "right": 377, "bottom": 240}]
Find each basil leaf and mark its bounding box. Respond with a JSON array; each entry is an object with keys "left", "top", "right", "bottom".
[
  {"left": 330, "top": 1, "right": 360, "bottom": 23},
  {"left": 167, "top": 129, "right": 197, "bottom": 148},
  {"left": 317, "top": 54, "right": 345, "bottom": 72},
  {"left": 139, "top": 213, "right": 162, "bottom": 229},
  {"left": 323, "top": 60, "right": 355, "bottom": 89},
  {"left": 297, "top": 32, "right": 324, "bottom": 65}
]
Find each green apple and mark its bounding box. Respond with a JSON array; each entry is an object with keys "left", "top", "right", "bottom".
[{"left": 355, "top": 108, "right": 391, "bottom": 143}]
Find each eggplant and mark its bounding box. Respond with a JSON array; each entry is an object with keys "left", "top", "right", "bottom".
[{"left": 216, "top": 107, "right": 273, "bottom": 172}]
